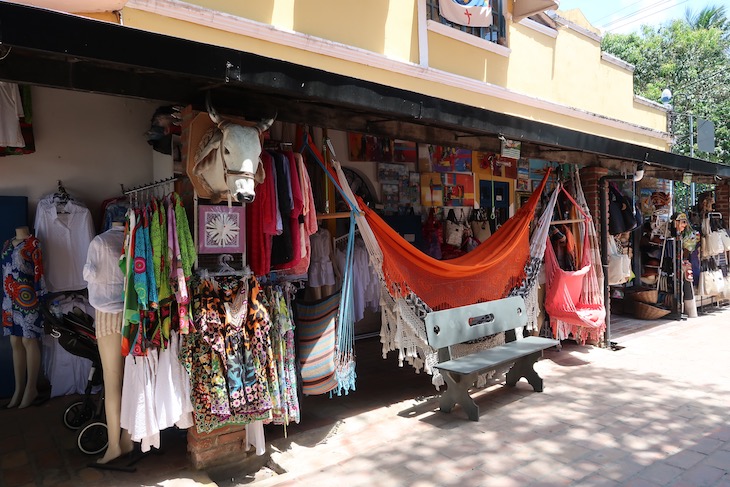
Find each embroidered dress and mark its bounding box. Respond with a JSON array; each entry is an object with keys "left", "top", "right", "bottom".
[{"left": 1, "top": 237, "right": 46, "bottom": 338}]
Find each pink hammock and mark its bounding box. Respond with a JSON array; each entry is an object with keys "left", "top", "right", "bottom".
[{"left": 544, "top": 186, "right": 606, "bottom": 344}]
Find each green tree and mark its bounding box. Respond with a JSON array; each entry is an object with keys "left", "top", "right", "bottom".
[
  {"left": 602, "top": 9, "right": 728, "bottom": 210},
  {"left": 685, "top": 5, "right": 728, "bottom": 33},
  {"left": 602, "top": 15, "right": 730, "bottom": 164}
]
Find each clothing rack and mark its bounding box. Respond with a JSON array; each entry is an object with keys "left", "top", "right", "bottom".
[
  {"left": 122, "top": 176, "right": 178, "bottom": 195},
  {"left": 334, "top": 229, "right": 360, "bottom": 250}
]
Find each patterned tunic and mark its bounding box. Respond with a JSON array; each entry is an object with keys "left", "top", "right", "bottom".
[{"left": 1, "top": 236, "right": 46, "bottom": 338}]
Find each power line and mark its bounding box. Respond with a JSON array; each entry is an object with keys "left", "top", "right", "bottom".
[
  {"left": 604, "top": 0, "right": 690, "bottom": 32},
  {"left": 593, "top": 0, "right": 646, "bottom": 24},
  {"left": 600, "top": 0, "right": 677, "bottom": 28}
]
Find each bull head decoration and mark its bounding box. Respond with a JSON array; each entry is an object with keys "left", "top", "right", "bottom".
[{"left": 192, "top": 94, "right": 276, "bottom": 204}]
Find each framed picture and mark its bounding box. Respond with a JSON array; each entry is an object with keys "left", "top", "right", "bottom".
[
  {"left": 377, "top": 162, "right": 408, "bottom": 183},
  {"left": 198, "top": 205, "right": 246, "bottom": 254},
  {"left": 427, "top": 145, "right": 473, "bottom": 173},
  {"left": 517, "top": 192, "right": 531, "bottom": 209},
  {"left": 393, "top": 140, "right": 418, "bottom": 163},
  {"left": 381, "top": 183, "right": 400, "bottom": 213},
  {"left": 348, "top": 132, "right": 394, "bottom": 162},
  {"left": 516, "top": 178, "right": 530, "bottom": 192}
]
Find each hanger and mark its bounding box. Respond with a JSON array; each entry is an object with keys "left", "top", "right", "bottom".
[{"left": 206, "top": 254, "right": 251, "bottom": 277}]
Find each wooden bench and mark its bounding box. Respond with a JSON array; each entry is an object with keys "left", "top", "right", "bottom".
[{"left": 425, "top": 296, "right": 559, "bottom": 421}]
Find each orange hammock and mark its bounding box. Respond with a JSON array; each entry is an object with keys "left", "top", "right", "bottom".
[{"left": 359, "top": 173, "right": 551, "bottom": 311}]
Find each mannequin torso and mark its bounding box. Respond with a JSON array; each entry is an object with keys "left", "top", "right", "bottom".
[{"left": 12, "top": 226, "right": 30, "bottom": 247}]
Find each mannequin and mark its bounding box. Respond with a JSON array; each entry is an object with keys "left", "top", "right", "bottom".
[
  {"left": 83, "top": 221, "right": 133, "bottom": 464},
  {"left": 672, "top": 213, "right": 698, "bottom": 318},
  {"left": 2, "top": 226, "right": 45, "bottom": 409}
]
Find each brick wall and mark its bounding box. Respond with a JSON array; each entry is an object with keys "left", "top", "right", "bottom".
[
  {"left": 187, "top": 424, "right": 250, "bottom": 469},
  {"left": 579, "top": 166, "right": 609, "bottom": 225}
]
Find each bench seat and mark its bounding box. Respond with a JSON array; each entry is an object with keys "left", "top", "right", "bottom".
[
  {"left": 425, "top": 296, "right": 559, "bottom": 421},
  {"left": 434, "top": 336, "right": 559, "bottom": 376}
]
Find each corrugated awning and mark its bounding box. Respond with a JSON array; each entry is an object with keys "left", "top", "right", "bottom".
[{"left": 0, "top": 2, "right": 728, "bottom": 178}]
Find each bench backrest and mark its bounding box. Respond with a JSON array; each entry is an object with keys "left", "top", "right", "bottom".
[{"left": 424, "top": 296, "right": 527, "bottom": 350}]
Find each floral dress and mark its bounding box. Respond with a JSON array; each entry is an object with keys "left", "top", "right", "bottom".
[{"left": 1, "top": 236, "right": 46, "bottom": 339}]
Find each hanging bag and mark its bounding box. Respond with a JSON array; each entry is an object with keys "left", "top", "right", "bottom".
[
  {"left": 700, "top": 257, "right": 723, "bottom": 296},
  {"left": 607, "top": 235, "right": 631, "bottom": 285},
  {"left": 702, "top": 217, "right": 724, "bottom": 257},
  {"left": 444, "top": 209, "right": 465, "bottom": 247},
  {"left": 720, "top": 228, "right": 730, "bottom": 251}
]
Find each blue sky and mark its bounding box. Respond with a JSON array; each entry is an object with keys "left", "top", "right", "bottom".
[{"left": 557, "top": 0, "right": 730, "bottom": 33}]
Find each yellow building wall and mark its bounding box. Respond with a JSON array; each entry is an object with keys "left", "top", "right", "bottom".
[{"left": 121, "top": 1, "right": 667, "bottom": 150}]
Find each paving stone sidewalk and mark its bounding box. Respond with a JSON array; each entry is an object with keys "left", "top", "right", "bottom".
[{"left": 213, "top": 308, "right": 730, "bottom": 487}]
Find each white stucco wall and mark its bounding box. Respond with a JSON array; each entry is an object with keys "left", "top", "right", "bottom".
[{"left": 0, "top": 86, "right": 161, "bottom": 229}]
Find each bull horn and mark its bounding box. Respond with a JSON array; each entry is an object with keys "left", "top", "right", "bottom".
[
  {"left": 205, "top": 91, "right": 223, "bottom": 126},
  {"left": 254, "top": 113, "right": 277, "bottom": 134}
]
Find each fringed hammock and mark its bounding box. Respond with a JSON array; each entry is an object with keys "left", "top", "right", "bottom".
[
  {"left": 543, "top": 183, "right": 606, "bottom": 345},
  {"left": 333, "top": 161, "right": 556, "bottom": 387}
]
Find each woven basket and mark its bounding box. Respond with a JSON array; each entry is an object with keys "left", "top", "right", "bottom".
[
  {"left": 631, "top": 289, "right": 658, "bottom": 304},
  {"left": 632, "top": 301, "right": 671, "bottom": 320}
]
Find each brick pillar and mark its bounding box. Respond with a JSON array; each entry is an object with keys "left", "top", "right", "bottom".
[
  {"left": 187, "top": 425, "right": 249, "bottom": 469},
  {"left": 716, "top": 181, "right": 730, "bottom": 225},
  {"left": 579, "top": 166, "right": 609, "bottom": 224}
]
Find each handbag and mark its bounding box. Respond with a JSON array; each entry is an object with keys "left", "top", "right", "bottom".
[
  {"left": 444, "top": 209, "right": 465, "bottom": 247},
  {"left": 702, "top": 217, "right": 724, "bottom": 256},
  {"left": 607, "top": 235, "right": 631, "bottom": 285},
  {"left": 720, "top": 228, "right": 730, "bottom": 251},
  {"left": 699, "top": 257, "right": 723, "bottom": 295}
]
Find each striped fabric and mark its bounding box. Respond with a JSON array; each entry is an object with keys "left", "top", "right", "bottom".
[{"left": 296, "top": 292, "right": 340, "bottom": 395}]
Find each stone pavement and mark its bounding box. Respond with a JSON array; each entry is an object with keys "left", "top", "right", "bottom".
[
  {"left": 211, "top": 308, "right": 730, "bottom": 487},
  {"left": 2, "top": 307, "right": 729, "bottom": 487},
  {"left": 0, "top": 393, "right": 214, "bottom": 487}
]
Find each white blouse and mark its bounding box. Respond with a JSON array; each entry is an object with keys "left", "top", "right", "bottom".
[
  {"left": 83, "top": 226, "right": 125, "bottom": 313},
  {"left": 35, "top": 196, "right": 95, "bottom": 293}
]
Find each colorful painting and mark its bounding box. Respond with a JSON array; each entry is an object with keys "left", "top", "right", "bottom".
[
  {"left": 381, "top": 183, "right": 400, "bottom": 214},
  {"left": 516, "top": 179, "right": 530, "bottom": 192},
  {"left": 348, "top": 132, "right": 394, "bottom": 162},
  {"left": 427, "top": 145, "right": 473, "bottom": 173},
  {"left": 198, "top": 205, "right": 246, "bottom": 254},
  {"left": 475, "top": 152, "right": 518, "bottom": 179},
  {"left": 420, "top": 172, "right": 474, "bottom": 207},
  {"left": 377, "top": 162, "right": 408, "bottom": 184},
  {"left": 400, "top": 172, "right": 421, "bottom": 206},
  {"left": 393, "top": 140, "right": 418, "bottom": 163}
]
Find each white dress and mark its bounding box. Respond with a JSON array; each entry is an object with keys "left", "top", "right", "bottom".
[
  {"left": 0, "top": 82, "right": 25, "bottom": 148},
  {"left": 120, "top": 353, "right": 160, "bottom": 452},
  {"left": 154, "top": 332, "right": 194, "bottom": 430},
  {"left": 308, "top": 228, "right": 335, "bottom": 287}
]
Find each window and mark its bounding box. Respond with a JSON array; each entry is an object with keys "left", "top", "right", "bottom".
[{"left": 426, "top": 0, "right": 506, "bottom": 44}]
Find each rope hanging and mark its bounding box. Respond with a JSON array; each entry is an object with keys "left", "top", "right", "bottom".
[{"left": 298, "top": 130, "right": 358, "bottom": 395}]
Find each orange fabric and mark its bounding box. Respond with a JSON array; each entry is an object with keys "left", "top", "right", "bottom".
[{"left": 361, "top": 172, "right": 551, "bottom": 310}]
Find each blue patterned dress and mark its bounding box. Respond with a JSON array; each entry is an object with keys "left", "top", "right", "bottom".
[{"left": 1, "top": 236, "right": 47, "bottom": 339}]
